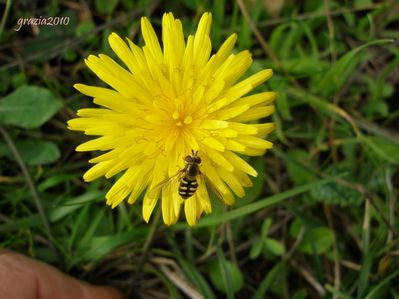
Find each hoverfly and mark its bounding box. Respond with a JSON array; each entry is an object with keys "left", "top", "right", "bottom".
[
  {"left": 148, "top": 150, "right": 203, "bottom": 200},
  {"left": 178, "top": 150, "right": 202, "bottom": 199}
]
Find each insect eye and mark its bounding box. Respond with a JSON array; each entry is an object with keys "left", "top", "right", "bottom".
[
  {"left": 184, "top": 156, "right": 191, "bottom": 162},
  {"left": 196, "top": 157, "right": 202, "bottom": 164}
]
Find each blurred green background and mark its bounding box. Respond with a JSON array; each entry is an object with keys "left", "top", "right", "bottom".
[{"left": 0, "top": 0, "right": 398, "bottom": 298}]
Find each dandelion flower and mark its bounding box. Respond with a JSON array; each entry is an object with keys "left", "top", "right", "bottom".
[{"left": 68, "top": 12, "right": 275, "bottom": 226}]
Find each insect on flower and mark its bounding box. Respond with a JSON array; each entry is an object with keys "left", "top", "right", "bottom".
[
  {"left": 150, "top": 150, "right": 204, "bottom": 200},
  {"left": 178, "top": 150, "right": 202, "bottom": 199},
  {"left": 68, "top": 12, "right": 276, "bottom": 226}
]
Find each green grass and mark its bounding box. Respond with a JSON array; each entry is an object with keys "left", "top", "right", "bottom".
[{"left": 1, "top": 0, "right": 399, "bottom": 298}]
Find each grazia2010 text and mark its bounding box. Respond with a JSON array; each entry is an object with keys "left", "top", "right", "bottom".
[{"left": 15, "top": 16, "right": 70, "bottom": 31}]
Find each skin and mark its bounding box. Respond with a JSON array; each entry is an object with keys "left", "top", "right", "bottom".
[{"left": 0, "top": 250, "right": 123, "bottom": 299}]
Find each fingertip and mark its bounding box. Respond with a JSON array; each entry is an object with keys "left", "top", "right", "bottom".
[{"left": 84, "top": 285, "right": 124, "bottom": 299}]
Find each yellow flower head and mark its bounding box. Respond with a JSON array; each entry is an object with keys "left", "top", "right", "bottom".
[{"left": 68, "top": 12, "right": 275, "bottom": 226}]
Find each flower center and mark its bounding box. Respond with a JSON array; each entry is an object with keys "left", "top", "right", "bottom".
[{"left": 172, "top": 110, "right": 192, "bottom": 127}]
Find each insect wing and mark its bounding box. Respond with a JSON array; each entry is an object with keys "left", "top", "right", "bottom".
[{"left": 147, "top": 170, "right": 185, "bottom": 199}]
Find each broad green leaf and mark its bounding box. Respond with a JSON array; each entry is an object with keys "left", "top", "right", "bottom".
[
  {"left": 49, "top": 190, "right": 104, "bottom": 222},
  {"left": 289, "top": 217, "right": 302, "bottom": 237},
  {"left": 250, "top": 239, "right": 264, "bottom": 259},
  {"left": 95, "top": 0, "right": 118, "bottom": 15},
  {"left": 75, "top": 20, "right": 96, "bottom": 41},
  {"left": 261, "top": 217, "right": 273, "bottom": 237},
  {"left": 298, "top": 227, "right": 334, "bottom": 255},
  {"left": 17, "top": 140, "right": 60, "bottom": 165},
  {"left": 1, "top": 139, "right": 60, "bottom": 165},
  {"left": 207, "top": 259, "right": 243, "bottom": 294},
  {"left": 0, "top": 86, "right": 62, "bottom": 129},
  {"left": 264, "top": 238, "right": 285, "bottom": 256},
  {"left": 38, "top": 173, "right": 80, "bottom": 192},
  {"left": 310, "top": 164, "right": 362, "bottom": 206},
  {"left": 81, "top": 229, "right": 148, "bottom": 262}
]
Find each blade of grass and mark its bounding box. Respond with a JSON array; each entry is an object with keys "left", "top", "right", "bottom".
[
  {"left": 286, "top": 86, "right": 361, "bottom": 137},
  {"left": 0, "top": 0, "right": 11, "bottom": 41},
  {"left": 325, "top": 284, "right": 355, "bottom": 299},
  {"left": 357, "top": 254, "right": 373, "bottom": 299},
  {"left": 0, "top": 215, "right": 41, "bottom": 232},
  {"left": 216, "top": 244, "right": 234, "bottom": 299},
  {"left": 252, "top": 260, "right": 285, "bottom": 299},
  {"left": 146, "top": 267, "right": 182, "bottom": 299},
  {"left": 315, "top": 39, "right": 394, "bottom": 97},
  {"left": 363, "top": 270, "right": 399, "bottom": 299},
  {"left": 175, "top": 176, "right": 338, "bottom": 229},
  {"left": 178, "top": 258, "right": 217, "bottom": 299},
  {"left": 0, "top": 126, "right": 61, "bottom": 264}
]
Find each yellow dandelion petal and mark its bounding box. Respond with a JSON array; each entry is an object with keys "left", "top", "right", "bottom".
[
  {"left": 201, "top": 136, "right": 226, "bottom": 152},
  {"left": 83, "top": 160, "right": 114, "bottom": 182},
  {"left": 184, "top": 196, "right": 199, "bottom": 226},
  {"left": 108, "top": 33, "right": 138, "bottom": 74},
  {"left": 88, "top": 148, "right": 124, "bottom": 164},
  {"left": 73, "top": 83, "right": 117, "bottom": 99},
  {"left": 234, "top": 136, "right": 273, "bottom": 150},
  {"left": 242, "top": 148, "right": 268, "bottom": 156},
  {"left": 107, "top": 187, "right": 130, "bottom": 209},
  {"left": 197, "top": 179, "right": 212, "bottom": 214},
  {"left": 234, "top": 91, "right": 276, "bottom": 107},
  {"left": 224, "top": 151, "right": 258, "bottom": 177},
  {"left": 232, "top": 106, "right": 275, "bottom": 123},
  {"left": 201, "top": 162, "right": 235, "bottom": 205},
  {"left": 141, "top": 17, "right": 163, "bottom": 65},
  {"left": 233, "top": 169, "right": 253, "bottom": 188},
  {"left": 226, "top": 139, "right": 247, "bottom": 152},
  {"left": 228, "top": 122, "right": 258, "bottom": 135},
  {"left": 224, "top": 69, "right": 273, "bottom": 105},
  {"left": 218, "top": 167, "right": 246, "bottom": 198},
  {"left": 69, "top": 12, "right": 275, "bottom": 225},
  {"left": 212, "top": 105, "right": 250, "bottom": 120},
  {"left": 172, "top": 181, "right": 184, "bottom": 218},
  {"left": 162, "top": 183, "right": 176, "bottom": 226},
  {"left": 76, "top": 136, "right": 123, "bottom": 152},
  {"left": 128, "top": 167, "right": 152, "bottom": 205},
  {"left": 193, "top": 13, "right": 212, "bottom": 65},
  {"left": 254, "top": 123, "right": 276, "bottom": 136}
]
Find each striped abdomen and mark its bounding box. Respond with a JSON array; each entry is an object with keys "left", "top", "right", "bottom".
[{"left": 178, "top": 177, "right": 198, "bottom": 199}]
